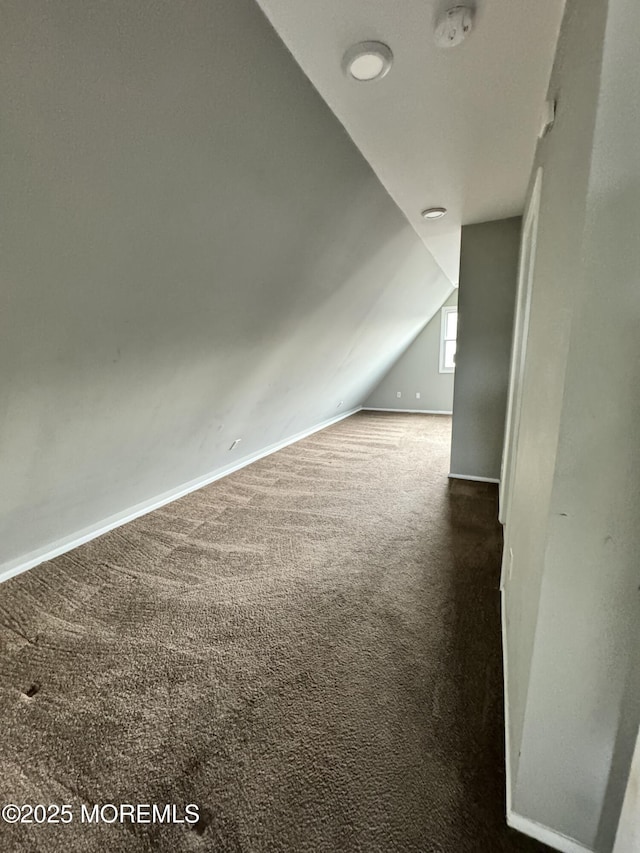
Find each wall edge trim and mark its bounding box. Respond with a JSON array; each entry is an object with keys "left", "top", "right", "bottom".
[
  {"left": 508, "top": 811, "right": 594, "bottom": 853},
  {"left": 448, "top": 473, "right": 500, "bottom": 483},
  {"left": 502, "top": 587, "right": 514, "bottom": 815},
  {"left": 0, "top": 407, "right": 362, "bottom": 584},
  {"left": 363, "top": 407, "right": 453, "bottom": 415}
]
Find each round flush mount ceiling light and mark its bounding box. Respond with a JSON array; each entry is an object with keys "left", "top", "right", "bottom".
[
  {"left": 434, "top": 5, "right": 475, "bottom": 48},
  {"left": 342, "top": 41, "right": 393, "bottom": 82},
  {"left": 421, "top": 207, "right": 448, "bottom": 220}
]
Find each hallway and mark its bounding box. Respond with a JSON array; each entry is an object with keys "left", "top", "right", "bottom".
[{"left": 0, "top": 413, "right": 548, "bottom": 852}]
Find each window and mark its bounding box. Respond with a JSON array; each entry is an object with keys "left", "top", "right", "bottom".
[{"left": 439, "top": 306, "right": 458, "bottom": 373}]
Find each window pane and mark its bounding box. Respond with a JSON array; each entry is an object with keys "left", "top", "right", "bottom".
[
  {"left": 444, "top": 339, "right": 457, "bottom": 369},
  {"left": 445, "top": 310, "right": 458, "bottom": 341}
]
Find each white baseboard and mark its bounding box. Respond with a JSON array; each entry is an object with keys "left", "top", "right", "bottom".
[
  {"left": 448, "top": 472, "right": 500, "bottom": 484},
  {"left": 508, "top": 812, "right": 593, "bottom": 853},
  {"left": 0, "top": 407, "right": 361, "bottom": 585},
  {"left": 363, "top": 407, "right": 453, "bottom": 415}
]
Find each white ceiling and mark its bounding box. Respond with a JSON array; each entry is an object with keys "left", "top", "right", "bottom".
[{"left": 256, "top": 0, "right": 565, "bottom": 284}]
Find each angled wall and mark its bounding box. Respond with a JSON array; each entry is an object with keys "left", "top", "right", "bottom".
[
  {"left": 0, "top": 0, "right": 450, "bottom": 575},
  {"left": 364, "top": 289, "right": 457, "bottom": 413}
]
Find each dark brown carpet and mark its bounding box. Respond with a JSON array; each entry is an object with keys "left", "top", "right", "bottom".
[{"left": 0, "top": 412, "right": 549, "bottom": 852}]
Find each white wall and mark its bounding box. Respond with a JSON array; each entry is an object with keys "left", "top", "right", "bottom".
[
  {"left": 363, "top": 289, "right": 457, "bottom": 413},
  {"left": 449, "top": 218, "right": 521, "bottom": 481},
  {"left": 504, "top": 0, "right": 640, "bottom": 849},
  {"left": 0, "top": 0, "right": 450, "bottom": 575},
  {"left": 503, "top": 0, "right": 608, "bottom": 800}
]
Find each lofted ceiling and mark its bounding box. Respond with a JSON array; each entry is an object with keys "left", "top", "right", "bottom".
[{"left": 256, "top": 0, "right": 565, "bottom": 284}]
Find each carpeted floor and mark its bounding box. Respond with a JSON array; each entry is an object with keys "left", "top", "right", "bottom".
[{"left": 0, "top": 412, "right": 550, "bottom": 852}]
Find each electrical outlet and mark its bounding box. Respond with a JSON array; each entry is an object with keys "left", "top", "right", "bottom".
[
  {"left": 229, "top": 439, "right": 242, "bottom": 451},
  {"left": 416, "top": 392, "right": 421, "bottom": 399},
  {"left": 396, "top": 391, "right": 402, "bottom": 398}
]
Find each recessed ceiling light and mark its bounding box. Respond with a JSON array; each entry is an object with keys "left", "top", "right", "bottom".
[
  {"left": 342, "top": 41, "right": 393, "bottom": 82},
  {"left": 421, "top": 207, "right": 448, "bottom": 220}
]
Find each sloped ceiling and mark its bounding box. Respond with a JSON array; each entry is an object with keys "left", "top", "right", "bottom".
[
  {"left": 0, "top": 0, "right": 451, "bottom": 572},
  {"left": 256, "top": 0, "right": 566, "bottom": 283}
]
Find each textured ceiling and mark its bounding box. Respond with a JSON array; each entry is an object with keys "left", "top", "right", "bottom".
[{"left": 256, "top": 0, "right": 565, "bottom": 283}]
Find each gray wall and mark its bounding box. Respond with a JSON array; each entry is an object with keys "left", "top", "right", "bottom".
[
  {"left": 449, "top": 218, "right": 521, "bottom": 480},
  {"left": 0, "top": 0, "right": 450, "bottom": 574},
  {"left": 364, "top": 289, "right": 457, "bottom": 413},
  {"left": 503, "top": 0, "right": 608, "bottom": 809},
  {"left": 505, "top": 0, "right": 640, "bottom": 848}
]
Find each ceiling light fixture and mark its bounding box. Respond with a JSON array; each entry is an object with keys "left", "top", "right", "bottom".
[
  {"left": 421, "top": 207, "right": 448, "bottom": 220},
  {"left": 342, "top": 41, "right": 393, "bottom": 82}
]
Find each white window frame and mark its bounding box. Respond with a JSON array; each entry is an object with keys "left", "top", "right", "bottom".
[{"left": 439, "top": 306, "right": 457, "bottom": 374}]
